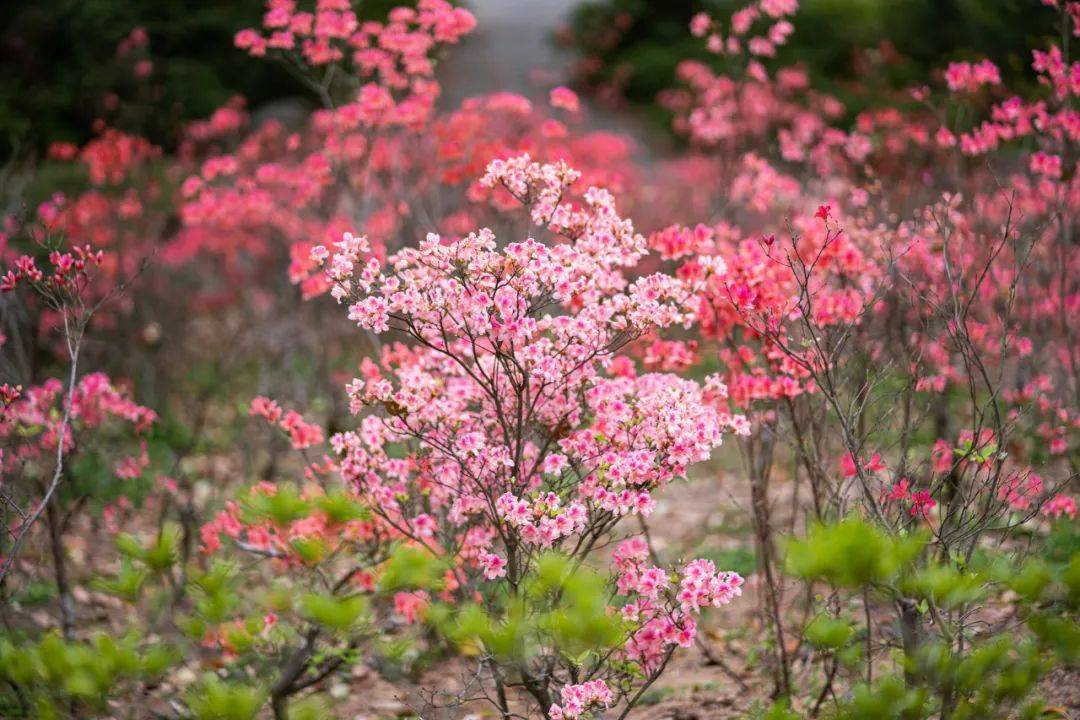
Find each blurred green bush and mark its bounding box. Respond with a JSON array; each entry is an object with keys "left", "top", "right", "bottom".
[{"left": 0, "top": 0, "right": 288, "bottom": 156}]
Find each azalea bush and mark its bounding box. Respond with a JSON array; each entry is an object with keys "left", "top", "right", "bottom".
[
  {"left": 632, "top": 0, "right": 1080, "bottom": 712},
  {"left": 1, "top": 0, "right": 1079, "bottom": 717},
  {"left": 303, "top": 153, "right": 752, "bottom": 717}
]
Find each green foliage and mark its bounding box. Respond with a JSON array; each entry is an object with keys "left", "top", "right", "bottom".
[
  {"left": 568, "top": 0, "right": 1059, "bottom": 130},
  {"left": 300, "top": 592, "right": 370, "bottom": 632},
  {"left": 1007, "top": 560, "right": 1052, "bottom": 604},
  {"left": 91, "top": 558, "right": 149, "bottom": 603},
  {"left": 772, "top": 512, "right": 1080, "bottom": 720},
  {"left": 0, "top": 0, "right": 292, "bottom": 154},
  {"left": 114, "top": 524, "right": 181, "bottom": 572},
  {"left": 803, "top": 615, "right": 854, "bottom": 649},
  {"left": 767, "top": 702, "right": 803, "bottom": 720},
  {"left": 1063, "top": 549, "right": 1080, "bottom": 609},
  {"left": 750, "top": 512, "right": 1080, "bottom": 720},
  {"left": 1043, "top": 519, "right": 1080, "bottom": 568},
  {"left": 189, "top": 561, "right": 241, "bottom": 623},
  {"left": 316, "top": 490, "right": 371, "bottom": 525},
  {"left": 900, "top": 563, "right": 984, "bottom": 609},
  {"left": 784, "top": 517, "right": 925, "bottom": 588},
  {"left": 290, "top": 694, "right": 334, "bottom": 720},
  {"left": 441, "top": 599, "right": 530, "bottom": 658},
  {"left": 913, "top": 637, "right": 1051, "bottom": 720},
  {"left": 68, "top": 450, "right": 153, "bottom": 509},
  {"left": 372, "top": 633, "right": 425, "bottom": 679},
  {"left": 534, "top": 564, "right": 627, "bottom": 660},
  {"left": 185, "top": 675, "right": 266, "bottom": 720},
  {"left": 241, "top": 483, "right": 311, "bottom": 527},
  {"left": 432, "top": 553, "right": 626, "bottom": 665},
  {"left": 378, "top": 544, "right": 446, "bottom": 592},
  {"left": 0, "top": 631, "right": 179, "bottom": 716},
  {"left": 1027, "top": 614, "right": 1080, "bottom": 665},
  {"left": 290, "top": 536, "right": 330, "bottom": 565},
  {"left": 11, "top": 581, "right": 56, "bottom": 606},
  {"left": 837, "top": 675, "right": 931, "bottom": 719},
  {"left": 749, "top": 699, "right": 801, "bottom": 720}
]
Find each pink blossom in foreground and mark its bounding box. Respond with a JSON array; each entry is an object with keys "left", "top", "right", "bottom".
[{"left": 549, "top": 680, "right": 613, "bottom": 720}]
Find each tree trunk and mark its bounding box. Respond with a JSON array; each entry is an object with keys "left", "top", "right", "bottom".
[{"left": 46, "top": 494, "right": 75, "bottom": 640}]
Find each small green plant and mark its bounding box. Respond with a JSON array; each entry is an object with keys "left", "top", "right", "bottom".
[
  {"left": 749, "top": 517, "right": 1080, "bottom": 719},
  {"left": 0, "top": 631, "right": 179, "bottom": 718}
]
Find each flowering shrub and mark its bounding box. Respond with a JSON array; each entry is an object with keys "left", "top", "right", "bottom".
[
  {"left": 0, "top": 235, "right": 157, "bottom": 635},
  {"left": 628, "top": 0, "right": 1080, "bottom": 712},
  {"left": 0, "top": 370, "right": 155, "bottom": 636},
  {"left": 301, "top": 155, "right": 747, "bottom": 716},
  {"left": 2, "top": 0, "right": 1079, "bottom": 717}
]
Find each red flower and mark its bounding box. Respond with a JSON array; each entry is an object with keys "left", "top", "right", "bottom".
[
  {"left": 886, "top": 478, "right": 910, "bottom": 502},
  {"left": 910, "top": 491, "right": 936, "bottom": 518}
]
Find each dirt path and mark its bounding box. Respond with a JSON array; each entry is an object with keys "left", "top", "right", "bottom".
[{"left": 438, "top": 0, "right": 668, "bottom": 162}]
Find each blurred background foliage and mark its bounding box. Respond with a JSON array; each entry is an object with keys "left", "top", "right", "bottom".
[
  {"left": 0, "top": 0, "right": 1063, "bottom": 157},
  {"left": 1, "top": 0, "right": 291, "bottom": 156},
  {"left": 0, "top": 0, "right": 408, "bottom": 159},
  {"left": 565, "top": 0, "right": 1064, "bottom": 127}
]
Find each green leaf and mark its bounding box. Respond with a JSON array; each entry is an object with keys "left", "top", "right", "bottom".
[
  {"left": 805, "top": 616, "right": 855, "bottom": 649},
  {"left": 91, "top": 559, "right": 148, "bottom": 603},
  {"left": 378, "top": 544, "right": 445, "bottom": 592},
  {"left": 901, "top": 564, "right": 984, "bottom": 609},
  {"left": 316, "top": 491, "right": 369, "bottom": 525},
  {"left": 140, "top": 645, "right": 180, "bottom": 678},
  {"left": 785, "top": 517, "right": 926, "bottom": 588},
  {"left": 242, "top": 483, "right": 311, "bottom": 527},
  {"left": 115, "top": 533, "right": 145, "bottom": 560},
  {"left": 186, "top": 676, "right": 266, "bottom": 720},
  {"left": 290, "top": 536, "right": 328, "bottom": 565},
  {"left": 1062, "top": 551, "right": 1080, "bottom": 609},
  {"left": 1009, "top": 560, "right": 1051, "bottom": 604},
  {"left": 290, "top": 694, "right": 333, "bottom": 720},
  {"left": 300, "top": 593, "right": 369, "bottom": 632},
  {"left": 145, "top": 527, "right": 180, "bottom": 571},
  {"left": 1028, "top": 614, "right": 1080, "bottom": 664}
]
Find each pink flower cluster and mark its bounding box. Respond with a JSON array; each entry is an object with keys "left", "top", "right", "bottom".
[
  {"left": 676, "top": 559, "right": 745, "bottom": 613},
  {"left": 236, "top": 0, "right": 474, "bottom": 72},
  {"left": 951, "top": 46, "right": 1079, "bottom": 156},
  {"left": 495, "top": 492, "right": 588, "bottom": 547},
  {"left": 250, "top": 396, "right": 325, "bottom": 450},
  {"left": 613, "top": 539, "right": 743, "bottom": 671},
  {"left": 549, "top": 680, "right": 613, "bottom": 720},
  {"left": 289, "top": 159, "right": 752, "bottom": 680},
  {"left": 478, "top": 552, "right": 507, "bottom": 580},
  {"left": 690, "top": 0, "right": 798, "bottom": 58},
  {"left": 1, "top": 245, "right": 104, "bottom": 295},
  {"left": 884, "top": 479, "right": 938, "bottom": 519},
  {"left": 944, "top": 60, "right": 1002, "bottom": 93},
  {"left": 78, "top": 129, "right": 161, "bottom": 186},
  {"left": 996, "top": 472, "right": 1047, "bottom": 513},
  {"left": 1, "top": 373, "right": 155, "bottom": 481},
  {"left": 234, "top": 0, "right": 474, "bottom": 134},
  {"left": 1043, "top": 493, "right": 1078, "bottom": 520},
  {"left": 549, "top": 86, "right": 581, "bottom": 113}
]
